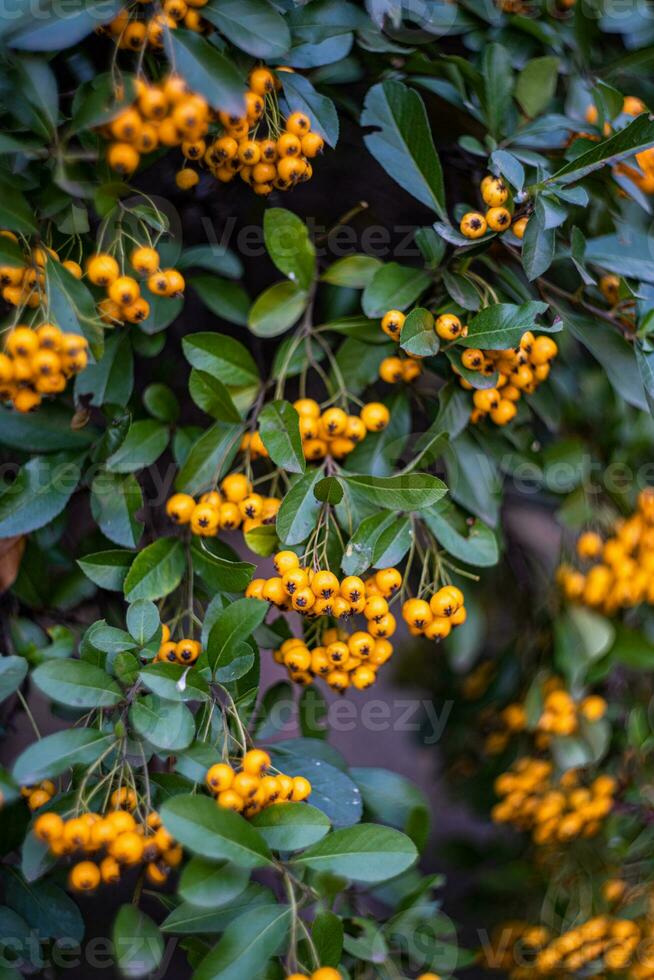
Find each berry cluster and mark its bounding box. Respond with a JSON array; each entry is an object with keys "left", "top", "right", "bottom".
[
  {"left": 378, "top": 353, "right": 423, "bottom": 384},
  {"left": 166, "top": 474, "right": 280, "bottom": 540},
  {"left": 457, "top": 332, "right": 558, "bottom": 426},
  {"left": 1, "top": 324, "right": 88, "bottom": 412},
  {"left": 154, "top": 625, "right": 201, "bottom": 665},
  {"left": 557, "top": 488, "right": 654, "bottom": 613},
  {"left": 103, "top": 0, "right": 206, "bottom": 52},
  {"left": 401, "top": 586, "right": 467, "bottom": 641},
  {"left": 285, "top": 970, "right": 343, "bottom": 980},
  {"left": 272, "top": 627, "right": 394, "bottom": 692},
  {"left": 536, "top": 688, "right": 607, "bottom": 736},
  {"left": 459, "top": 175, "right": 528, "bottom": 240},
  {"left": 33, "top": 801, "right": 180, "bottom": 892},
  {"left": 488, "top": 915, "right": 642, "bottom": 978},
  {"left": 0, "top": 235, "right": 82, "bottom": 309},
  {"left": 88, "top": 246, "right": 184, "bottom": 326},
  {"left": 20, "top": 779, "right": 56, "bottom": 811},
  {"left": 101, "top": 75, "right": 208, "bottom": 176},
  {"left": 205, "top": 748, "right": 311, "bottom": 818},
  {"left": 492, "top": 758, "right": 615, "bottom": 845},
  {"left": 197, "top": 68, "right": 324, "bottom": 195},
  {"left": 247, "top": 553, "right": 402, "bottom": 623},
  {"left": 581, "top": 95, "right": 654, "bottom": 197},
  {"left": 243, "top": 398, "right": 390, "bottom": 463}
]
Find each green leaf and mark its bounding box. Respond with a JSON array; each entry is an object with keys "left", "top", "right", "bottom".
[
  {"left": 126, "top": 599, "right": 159, "bottom": 644},
  {"left": 361, "top": 80, "right": 446, "bottom": 217},
  {"left": 160, "top": 794, "right": 272, "bottom": 867},
  {"left": 182, "top": 332, "right": 259, "bottom": 387},
  {"left": 2, "top": 869, "right": 83, "bottom": 943},
  {"left": 143, "top": 383, "right": 179, "bottom": 423},
  {"left": 343, "top": 473, "right": 447, "bottom": 511},
  {"left": 276, "top": 469, "right": 323, "bottom": 545},
  {"left": 0, "top": 176, "right": 37, "bottom": 234},
  {"left": 459, "top": 301, "right": 549, "bottom": 349},
  {"left": 0, "top": 656, "right": 27, "bottom": 703},
  {"left": 189, "top": 369, "right": 241, "bottom": 422},
  {"left": 7, "top": 0, "right": 123, "bottom": 51},
  {"left": 32, "top": 660, "right": 122, "bottom": 708},
  {"left": 482, "top": 43, "right": 513, "bottom": 139},
  {"left": 91, "top": 472, "right": 144, "bottom": 549},
  {"left": 76, "top": 331, "right": 133, "bottom": 406},
  {"left": 193, "top": 904, "right": 291, "bottom": 980},
  {"left": 294, "top": 824, "right": 417, "bottom": 882},
  {"left": 190, "top": 275, "right": 250, "bottom": 326},
  {"left": 423, "top": 500, "right": 499, "bottom": 567},
  {"left": 165, "top": 30, "right": 245, "bottom": 116},
  {"left": 0, "top": 404, "right": 96, "bottom": 453},
  {"left": 191, "top": 540, "right": 254, "bottom": 593},
  {"left": 565, "top": 310, "right": 647, "bottom": 411},
  {"left": 178, "top": 857, "right": 249, "bottom": 908},
  {"left": 77, "top": 550, "right": 133, "bottom": 591},
  {"left": 13, "top": 728, "right": 113, "bottom": 784},
  {"left": 178, "top": 243, "right": 243, "bottom": 279},
  {"left": 264, "top": 209, "right": 316, "bottom": 291},
  {"left": 362, "top": 262, "right": 431, "bottom": 319},
  {"left": 515, "top": 56, "right": 559, "bottom": 117},
  {"left": 280, "top": 71, "right": 339, "bottom": 146},
  {"left": 130, "top": 695, "right": 195, "bottom": 751},
  {"left": 258, "top": 400, "right": 305, "bottom": 474},
  {"left": 113, "top": 906, "right": 163, "bottom": 980},
  {"left": 248, "top": 280, "right": 308, "bottom": 337},
  {"left": 207, "top": 598, "right": 268, "bottom": 676},
  {"left": 321, "top": 255, "right": 383, "bottom": 288},
  {"left": 139, "top": 662, "right": 209, "bottom": 702},
  {"left": 314, "top": 476, "right": 344, "bottom": 505},
  {"left": 202, "top": 0, "right": 290, "bottom": 58},
  {"left": 351, "top": 767, "right": 430, "bottom": 843},
  {"left": 123, "top": 538, "right": 185, "bottom": 602},
  {"left": 46, "top": 256, "right": 103, "bottom": 350},
  {"left": 0, "top": 452, "right": 84, "bottom": 537},
  {"left": 250, "top": 802, "right": 330, "bottom": 850},
  {"left": 548, "top": 113, "right": 654, "bottom": 185},
  {"left": 400, "top": 307, "right": 439, "bottom": 357},
  {"left": 105, "top": 420, "right": 168, "bottom": 473},
  {"left": 522, "top": 215, "right": 555, "bottom": 280},
  {"left": 161, "top": 884, "right": 271, "bottom": 934},
  {"left": 313, "top": 911, "right": 344, "bottom": 968},
  {"left": 175, "top": 421, "right": 243, "bottom": 496},
  {"left": 70, "top": 72, "right": 135, "bottom": 133},
  {"left": 341, "top": 512, "right": 396, "bottom": 576}
]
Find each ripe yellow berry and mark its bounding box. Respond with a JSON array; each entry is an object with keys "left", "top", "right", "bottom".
[
  {"left": 166, "top": 493, "right": 196, "bottom": 524},
  {"left": 435, "top": 313, "right": 462, "bottom": 340},
  {"left": 380, "top": 309, "right": 405, "bottom": 338},
  {"left": 242, "top": 749, "right": 271, "bottom": 776},
  {"left": 206, "top": 763, "right": 234, "bottom": 793},
  {"left": 512, "top": 216, "right": 529, "bottom": 239},
  {"left": 69, "top": 861, "right": 101, "bottom": 892},
  {"left": 360, "top": 402, "right": 390, "bottom": 431},
  {"left": 481, "top": 175, "right": 509, "bottom": 206},
  {"left": 460, "top": 211, "right": 487, "bottom": 238},
  {"left": 486, "top": 206, "right": 511, "bottom": 231}
]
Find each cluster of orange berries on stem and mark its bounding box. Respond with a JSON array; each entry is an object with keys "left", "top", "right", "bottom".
[
  {"left": 205, "top": 748, "right": 311, "bottom": 818},
  {"left": 103, "top": 0, "right": 207, "bottom": 52},
  {"left": 402, "top": 585, "right": 467, "bottom": 641},
  {"left": 457, "top": 331, "right": 558, "bottom": 426},
  {"left": 557, "top": 487, "right": 654, "bottom": 613},
  {"left": 1, "top": 324, "right": 88, "bottom": 413},
  {"left": 489, "top": 914, "right": 643, "bottom": 978},
  {"left": 154, "top": 624, "right": 201, "bottom": 665},
  {"left": 88, "top": 246, "right": 183, "bottom": 327},
  {"left": 101, "top": 74, "right": 208, "bottom": 176},
  {"left": 245, "top": 397, "right": 390, "bottom": 464},
  {"left": 272, "top": 626, "right": 394, "bottom": 693},
  {"left": 21, "top": 779, "right": 56, "bottom": 811},
  {"left": 247, "top": 551, "right": 403, "bottom": 624},
  {"left": 195, "top": 67, "right": 324, "bottom": 195},
  {"left": 492, "top": 757, "right": 616, "bottom": 845},
  {"left": 459, "top": 174, "right": 529, "bottom": 241},
  {"left": 33, "top": 795, "right": 181, "bottom": 892},
  {"left": 166, "top": 473, "right": 280, "bottom": 539},
  {"left": 0, "top": 234, "right": 81, "bottom": 309}
]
